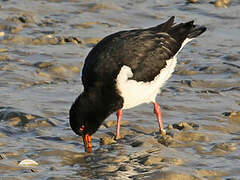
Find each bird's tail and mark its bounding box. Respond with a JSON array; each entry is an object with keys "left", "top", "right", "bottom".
[
  {"left": 187, "top": 25, "right": 206, "bottom": 39},
  {"left": 168, "top": 18, "right": 206, "bottom": 42}
]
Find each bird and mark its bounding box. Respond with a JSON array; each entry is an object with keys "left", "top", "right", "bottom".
[{"left": 69, "top": 16, "right": 206, "bottom": 153}]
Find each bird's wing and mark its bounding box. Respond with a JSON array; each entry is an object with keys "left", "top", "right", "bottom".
[{"left": 82, "top": 16, "right": 197, "bottom": 87}]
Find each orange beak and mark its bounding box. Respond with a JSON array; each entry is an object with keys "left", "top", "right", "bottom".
[{"left": 83, "top": 134, "right": 92, "bottom": 153}]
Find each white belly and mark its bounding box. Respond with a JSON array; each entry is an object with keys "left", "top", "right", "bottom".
[{"left": 116, "top": 57, "right": 177, "bottom": 109}]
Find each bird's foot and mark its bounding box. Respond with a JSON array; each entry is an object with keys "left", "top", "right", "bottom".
[
  {"left": 160, "top": 129, "right": 167, "bottom": 136},
  {"left": 115, "top": 135, "right": 121, "bottom": 140}
]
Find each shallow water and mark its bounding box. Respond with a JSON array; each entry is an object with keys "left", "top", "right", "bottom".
[{"left": 0, "top": 0, "right": 240, "bottom": 179}]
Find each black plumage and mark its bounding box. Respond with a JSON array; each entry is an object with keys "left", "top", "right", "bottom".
[
  {"left": 82, "top": 16, "right": 204, "bottom": 86},
  {"left": 69, "top": 16, "right": 206, "bottom": 150}
]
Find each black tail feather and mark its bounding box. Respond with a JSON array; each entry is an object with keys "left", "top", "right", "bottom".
[
  {"left": 166, "top": 19, "right": 206, "bottom": 42},
  {"left": 187, "top": 25, "right": 207, "bottom": 39},
  {"left": 151, "top": 17, "right": 206, "bottom": 40}
]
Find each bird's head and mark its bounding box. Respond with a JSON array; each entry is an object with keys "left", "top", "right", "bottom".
[{"left": 69, "top": 92, "right": 105, "bottom": 152}]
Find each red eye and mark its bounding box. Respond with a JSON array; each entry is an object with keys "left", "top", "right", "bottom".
[{"left": 80, "top": 125, "right": 85, "bottom": 131}]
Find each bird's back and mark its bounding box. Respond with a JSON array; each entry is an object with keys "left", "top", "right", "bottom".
[{"left": 82, "top": 16, "right": 205, "bottom": 90}]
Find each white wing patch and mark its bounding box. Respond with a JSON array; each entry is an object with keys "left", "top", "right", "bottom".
[
  {"left": 116, "top": 57, "right": 177, "bottom": 109},
  {"left": 116, "top": 38, "right": 192, "bottom": 110}
]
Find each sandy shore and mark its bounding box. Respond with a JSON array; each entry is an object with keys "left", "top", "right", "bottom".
[{"left": 0, "top": 0, "right": 240, "bottom": 179}]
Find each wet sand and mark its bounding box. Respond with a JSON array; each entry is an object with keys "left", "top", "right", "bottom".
[{"left": 0, "top": 0, "right": 240, "bottom": 179}]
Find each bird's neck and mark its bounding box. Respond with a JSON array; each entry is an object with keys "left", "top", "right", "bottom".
[
  {"left": 70, "top": 87, "right": 123, "bottom": 135},
  {"left": 84, "top": 85, "right": 124, "bottom": 115},
  {"left": 79, "top": 89, "right": 112, "bottom": 120}
]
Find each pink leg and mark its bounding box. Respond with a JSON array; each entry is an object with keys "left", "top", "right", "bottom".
[
  {"left": 153, "top": 102, "right": 165, "bottom": 134},
  {"left": 116, "top": 109, "right": 123, "bottom": 139}
]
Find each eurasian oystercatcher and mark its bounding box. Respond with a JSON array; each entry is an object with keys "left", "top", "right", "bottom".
[{"left": 69, "top": 16, "right": 206, "bottom": 152}]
